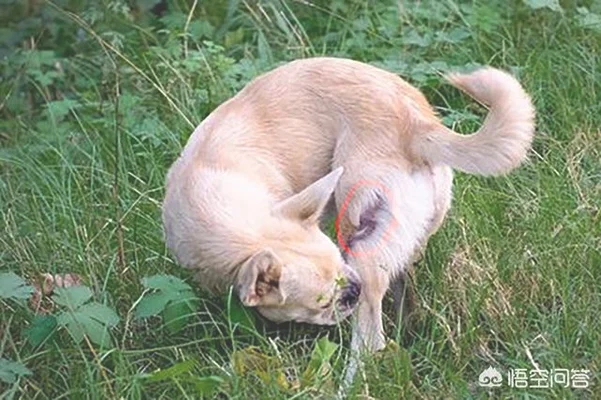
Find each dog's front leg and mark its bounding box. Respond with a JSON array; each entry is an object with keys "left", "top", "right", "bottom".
[
  {"left": 350, "top": 270, "right": 388, "bottom": 353},
  {"left": 341, "top": 260, "right": 389, "bottom": 390}
]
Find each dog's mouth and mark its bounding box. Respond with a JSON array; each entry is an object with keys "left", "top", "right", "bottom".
[
  {"left": 319, "top": 281, "right": 360, "bottom": 309},
  {"left": 337, "top": 279, "right": 361, "bottom": 310},
  {"left": 334, "top": 263, "right": 362, "bottom": 311},
  {"left": 317, "top": 277, "right": 361, "bottom": 324}
]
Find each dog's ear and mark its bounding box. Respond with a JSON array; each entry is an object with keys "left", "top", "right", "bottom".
[
  {"left": 273, "top": 167, "right": 344, "bottom": 224},
  {"left": 237, "top": 249, "right": 285, "bottom": 307}
]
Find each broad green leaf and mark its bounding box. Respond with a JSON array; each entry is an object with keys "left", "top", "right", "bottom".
[
  {"left": 403, "top": 29, "right": 432, "bottom": 47},
  {"left": 436, "top": 28, "right": 471, "bottom": 44},
  {"left": 163, "top": 298, "right": 194, "bottom": 334},
  {"left": 135, "top": 275, "right": 199, "bottom": 333},
  {"left": 134, "top": 292, "right": 172, "bottom": 319},
  {"left": 142, "top": 275, "right": 192, "bottom": 293},
  {"left": 57, "top": 312, "right": 85, "bottom": 343},
  {"left": 136, "top": 0, "right": 162, "bottom": 11},
  {"left": 468, "top": 3, "right": 506, "bottom": 33},
  {"left": 75, "top": 313, "right": 113, "bottom": 347},
  {"left": 268, "top": 3, "right": 293, "bottom": 38},
  {"left": 301, "top": 337, "right": 338, "bottom": 387},
  {"left": 53, "top": 285, "right": 119, "bottom": 347},
  {"left": 28, "top": 50, "right": 57, "bottom": 67},
  {"left": 24, "top": 315, "right": 57, "bottom": 347},
  {"left": 0, "top": 272, "right": 34, "bottom": 300},
  {"left": 57, "top": 311, "right": 114, "bottom": 347},
  {"left": 577, "top": 8, "right": 601, "bottom": 32},
  {"left": 33, "top": 69, "right": 61, "bottom": 86},
  {"left": 52, "top": 286, "right": 92, "bottom": 309},
  {"left": 44, "top": 99, "right": 81, "bottom": 122},
  {"left": 0, "top": 358, "right": 32, "bottom": 384},
  {"left": 159, "top": 11, "right": 187, "bottom": 31},
  {"left": 226, "top": 294, "right": 256, "bottom": 333},
  {"left": 314, "top": 336, "right": 338, "bottom": 360},
  {"left": 146, "top": 359, "right": 197, "bottom": 382},
  {"left": 78, "top": 303, "right": 120, "bottom": 326},
  {"left": 523, "top": 0, "right": 562, "bottom": 12},
  {"left": 257, "top": 31, "right": 273, "bottom": 65},
  {"left": 190, "top": 20, "right": 215, "bottom": 39}
]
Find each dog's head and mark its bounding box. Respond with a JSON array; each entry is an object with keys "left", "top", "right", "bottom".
[{"left": 235, "top": 167, "right": 361, "bottom": 325}]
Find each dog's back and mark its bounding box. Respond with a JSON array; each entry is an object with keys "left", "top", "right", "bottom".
[{"left": 170, "top": 58, "right": 444, "bottom": 191}]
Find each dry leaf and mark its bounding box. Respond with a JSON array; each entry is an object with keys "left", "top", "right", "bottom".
[
  {"left": 29, "top": 273, "right": 83, "bottom": 314},
  {"left": 232, "top": 347, "right": 290, "bottom": 390}
]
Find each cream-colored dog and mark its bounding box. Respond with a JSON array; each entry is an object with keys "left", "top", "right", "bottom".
[{"left": 162, "top": 58, "right": 534, "bottom": 357}]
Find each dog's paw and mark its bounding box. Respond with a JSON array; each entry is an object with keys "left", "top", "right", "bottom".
[{"left": 366, "top": 332, "right": 387, "bottom": 353}]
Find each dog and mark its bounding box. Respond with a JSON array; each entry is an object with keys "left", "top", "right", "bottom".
[{"left": 162, "top": 57, "right": 534, "bottom": 361}]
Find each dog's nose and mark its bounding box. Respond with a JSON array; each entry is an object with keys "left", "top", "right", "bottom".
[{"left": 338, "top": 280, "right": 361, "bottom": 309}]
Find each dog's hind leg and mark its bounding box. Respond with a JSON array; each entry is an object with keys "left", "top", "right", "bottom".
[
  {"left": 337, "top": 186, "right": 393, "bottom": 389},
  {"left": 335, "top": 163, "right": 441, "bottom": 388}
]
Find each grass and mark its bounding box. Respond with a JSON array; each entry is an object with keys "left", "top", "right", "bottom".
[{"left": 1, "top": 0, "right": 600, "bottom": 398}]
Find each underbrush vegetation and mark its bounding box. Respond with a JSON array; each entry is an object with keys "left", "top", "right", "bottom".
[{"left": 1, "top": 0, "right": 600, "bottom": 398}]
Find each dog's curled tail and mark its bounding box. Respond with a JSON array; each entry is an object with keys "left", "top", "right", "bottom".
[{"left": 413, "top": 68, "right": 535, "bottom": 176}]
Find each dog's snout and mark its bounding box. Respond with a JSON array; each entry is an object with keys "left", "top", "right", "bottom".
[{"left": 338, "top": 280, "right": 361, "bottom": 309}]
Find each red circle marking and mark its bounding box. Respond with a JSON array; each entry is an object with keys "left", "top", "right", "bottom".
[{"left": 335, "top": 180, "right": 399, "bottom": 258}]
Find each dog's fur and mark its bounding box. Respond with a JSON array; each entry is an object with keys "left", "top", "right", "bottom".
[{"left": 162, "top": 58, "right": 534, "bottom": 354}]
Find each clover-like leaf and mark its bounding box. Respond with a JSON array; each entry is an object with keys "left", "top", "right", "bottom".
[
  {"left": 134, "top": 275, "right": 199, "bottom": 334},
  {"left": 53, "top": 286, "right": 92, "bottom": 309},
  {"left": 142, "top": 274, "right": 191, "bottom": 293},
  {"left": 225, "top": 293, "right": 256, "bottom": 333},
  {"left": 0, "top": 272, "right": 34, "bottom": 301},
  {"left": 523, "top": 0, "right": 562, "bottom": 12},
  {"left": 56, "top": 312, "right": 84, "bottom": 343},
  {"left": 134, "top": 292, "right": 172, "bottom": 319},
  {"left": 78, "top": 303, "right": 120, "bottom": 326},
  {"left": 162, "top": 298, "right": 196, "bottom": 334},
  {"left": 301, "top": 336, "right": 338, "bottom": 387},
  {"left": 52, "top": 286, "right": 120, "bottom": 347},
  {"left": 24, "top": 315, "right": 58, "bottom": 347},
  {"left": 0, "top": 358, "right": 32, "bottom": 384},
  {"left": 577, "top": 7, "right": 601, "bottom": 32}
]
